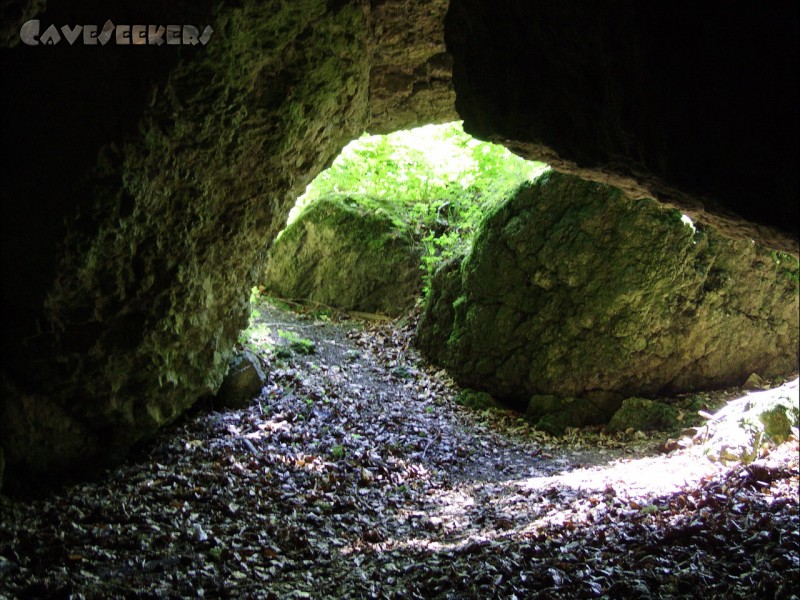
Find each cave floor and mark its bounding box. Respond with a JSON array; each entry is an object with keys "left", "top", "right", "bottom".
[{"left": 1, "top": 301, "right": 798, "bottom": 599}]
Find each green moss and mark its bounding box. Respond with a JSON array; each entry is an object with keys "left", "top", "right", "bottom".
[{"left": 417, "top": 171, "right": 799, "bottom": 401}]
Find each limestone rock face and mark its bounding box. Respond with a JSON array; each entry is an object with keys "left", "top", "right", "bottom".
[
  {"left": 0, "top": 0, "right": 371, "bottom": 492},
  {"left": 446, "top": 0, "right": 799, "bottom": 253},
  {"left": 416, "top": 171, "right": 799, "bottom": 403},
  {"left": 264, "top": 196, "right": 423, "bottom": 316},
  {"left": 365, "top": 0, "right": 456, "bottom": 133}
]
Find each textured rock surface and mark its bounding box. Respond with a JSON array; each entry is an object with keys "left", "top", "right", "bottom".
[
  {"left": 1, "top": 0, "right": 371, "bottom": 491},
  {"left": 0, "top": 0, "right": 45, "bottom": 46},
  {"left": 215, "top": 351, "right": 267, "bottom": 410},
  {"left": 417, "top": 171, "right": 799, "bottom": 403},
  {"left": 264, "top": 195, "right": 423, "bottom": 316},
  {"left": 703, "top": 380, "right": 799, "bottom": 464},
  {"left": 365, "top": 0, "right": 455, "bottom": 133},
  {"left": 527, "top": 392, "right": 624, "bottom": 436},
  {"left": 446, "top": 0, "right": 800, "bottom": 253}
]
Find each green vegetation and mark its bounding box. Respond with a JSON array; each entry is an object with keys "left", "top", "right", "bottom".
[
  {"left": 286, "top": 122, "right": 548, "bottom": 295},
  {"left": 771, "top": 250, "right": 800, "bottom": 284},
  {"left": 278, "top": 330, "right": 316, "bottom": 355}
]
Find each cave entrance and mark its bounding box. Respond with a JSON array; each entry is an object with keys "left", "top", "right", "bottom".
[{"left": 246, "top": 121, "right": 548, "bottom": 336}]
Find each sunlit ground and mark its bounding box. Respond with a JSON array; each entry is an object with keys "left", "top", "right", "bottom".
[{"left": 373, "top": 378, "right": 799, "bottom": 553}]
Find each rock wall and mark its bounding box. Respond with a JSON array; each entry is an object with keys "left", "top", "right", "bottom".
[
  {"left": 1, "top": 0, "right": 371, "bottom": 492},
  {"left": 365, "top": 0, "right": 456, "bottom": 133},
  {"left": 417, "top": 172, "right": 799, "bottom": 403},
  {"left": 445, "top": 0, "right": 800, "bottom": 254}
]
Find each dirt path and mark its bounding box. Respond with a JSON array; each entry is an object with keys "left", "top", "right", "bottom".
[{"left": 0, "top": 302, "right": 797, "bottom": 599}]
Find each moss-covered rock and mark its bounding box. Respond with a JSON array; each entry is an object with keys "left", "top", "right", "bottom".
[
  {"left": 526, "top": 393, "right": 623, "bottom": 435},
  {"left": 534, "top": 398, "right": 609, "bottom": 436},
  {"left": 264, "top": 195, "right": 423, "bottom": 315},
  {"left": 417, "top": 171, "right": 800, "bottom": 405},
  {"left": 1, "top": 0, "right": 372, "bottom": 492},
  {"left": 607, "top": 398, "right": 682, "bottom": 433}
]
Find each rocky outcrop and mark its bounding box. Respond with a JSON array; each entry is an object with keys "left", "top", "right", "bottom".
[
  {"left": 417, "top": 171, "right": 799, "bottom": 405},
  {"left": 445, "top": 0, "right": 800, "bottom": 253},
  {"left": 0, "top": 0, "right": 371, "bottom": 492},
  {"left": 701, "top": 379, "right": 799, "bottom": 464},
  {"left": 263, "top": 195, "right": 423, "bottom": 316}
]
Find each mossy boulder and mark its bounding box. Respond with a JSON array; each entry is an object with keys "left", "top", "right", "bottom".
[
  {"left": 264, "top": 195, "right": 423, "bottom": 316},
  {"left": 607, "top": 398, "right": 682, "bottom": 433},
  {"left": 0, "top": 0, "right": 372, "bottom": 493},
  {"left": 533, "top": 398, "right": 610, "bottom": 436},
  {"left": 526, "top": 394, "right": 624, "bottom": 436},
  {"left": 417, "top": 171, "right": 800, "bottom": 405}
]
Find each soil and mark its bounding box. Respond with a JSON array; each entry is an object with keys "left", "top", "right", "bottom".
[{"left": 1, "top": 300, "right": 798, "bottom": 599}]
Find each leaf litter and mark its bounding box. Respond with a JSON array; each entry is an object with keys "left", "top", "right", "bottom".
[{"left": 1, "top": 302, "right": 798, "bottom": 599}]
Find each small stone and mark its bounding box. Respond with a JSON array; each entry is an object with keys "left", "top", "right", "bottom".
[
  {"left": 743, "top": 373, "right": 767, "bottom": 390},
  {"left": 191, "top": 523, "right": 209, "bottom": 543},
  {"left": 216, "top": 350, "right": 267, "bottom": 410},
  {"left": 607, "top": 398, "right": 682, "bottom": 433}
]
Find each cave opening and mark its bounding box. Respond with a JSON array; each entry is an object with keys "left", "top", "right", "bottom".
[
  {"left": 255, "top": 120, "right": 548, "bottom": 320},
  {"left": 1, "top": 0, "right": 799, "bottom": 595}
]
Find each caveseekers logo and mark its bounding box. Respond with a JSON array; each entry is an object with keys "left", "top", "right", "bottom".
[{"left": 20, "top": 19, "right": 214, "bottom": 46}]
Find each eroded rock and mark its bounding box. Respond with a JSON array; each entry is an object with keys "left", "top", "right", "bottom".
[
  {"left": 263, "top": 195, "right": 423, "bottom": 316},
  {"left": 417, "top": 171, "right": 799, "bottom": 404},
  {"left": 446, "top": 0, "right": 799, "bottom": 251}
]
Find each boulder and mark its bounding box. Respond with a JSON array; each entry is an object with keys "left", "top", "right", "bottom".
[
  {"left": 454, "top": 389, "right": 502, "bottom": 410},
  {"left": 215, "top": 351, "right": 267, "bottom": 410},
  {"left": 703, "top": 380, "right": 799, "bottom": 464},
  {"left": 264, "top": 195, "right": 423, "bottom": 316},
  {"left": 533, "top": 398, "right": 609, "bottom": 436},
  {"left": 417, "top": 171, "right": 799, "bottom": 405}
]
